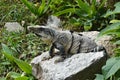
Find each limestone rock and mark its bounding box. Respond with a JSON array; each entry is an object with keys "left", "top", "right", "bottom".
[
  {"left": 31, "top": 31, "right": 115, "bottom": 80},
  {"left": 80, "top": 31, "right": 116, "bottom": 55},
  {"left": 31, "top": 51, "right": 107, "bottom": 80},
  {"left": 4, "top": 22, "right": 24, "bottom": 32}
]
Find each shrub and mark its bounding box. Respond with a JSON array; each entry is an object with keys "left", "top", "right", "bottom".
[
  {"left": 95, "top": 2, "right": 120, "bottom": 80},
  {"left": 54, "top": 0, "right": 109, "bottom": 31}
]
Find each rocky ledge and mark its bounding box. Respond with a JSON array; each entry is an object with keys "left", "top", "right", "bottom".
[{"left": 31, "top": 51, "right": 107, "bottom": 80}]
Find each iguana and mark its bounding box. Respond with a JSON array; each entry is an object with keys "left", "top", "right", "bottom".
[{"left": 28, "top": 25, "right": 105, "bottom": 59}]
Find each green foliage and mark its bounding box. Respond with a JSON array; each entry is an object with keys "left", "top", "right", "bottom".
[
  {"left": 20, "top": 0, "right": 110, "bottom": 31},
  {"left": 0, "top": 29, "right": 48, "bottom": 78},
  {"left": 95, "top": 74, "right": 104, "bottom": 80},
  {"left": 15, "top": 76, "right": 29, "bottom": 80},
  {"left": 0, "top": 78, "right": 6, "bottom": 80},
  {"left": 21, "top": 0, "right": 52, "bottom": 17},
  {"left": 50, "top": 0, "right": 75, "bottom": 15},
  {"left": 98, "top": 21, "right": 120, "bottom": 37},
  {"left": 1, "top": 43, "right": 33, "bottom": 79},
  {"left": 6, "top": 72, "right": 21, "bottom": 79},
  {"left": 54, "top": 0, "right": 108, "bottom": 31},
  {"left": 76, "top": 0, "right": 108, "bottom": 31},
  {"left": 102, "top": 57, "right": 120, "bottom": 79},
  {"left": 104, "top": 2, "right": 120, "bottom": 18},
  {"left": 98, "top": 20, "right": 120, "bottom": 56},
  {"left": 14, "top": 59, "right": 32, "bottom": 74},
  {"left": 2, "top": 44, "right": 15, "bottom": 63},
  {"left": 95, "top": 2, "right": 120, "bottom": 79},
  {"left": 1, "top": 29, "right": 47, "bottom": 59},
  {"left": 0, "top": 0, "right": 32, "bottom": 25},
  {"left": 95, "top": 57, "right": 120, "bottom": 80},
  {"left": 54, "top": 8, "right": 75, "bottom": 17},
  {"left": 97, "top": 2, "right": 120, "bottom": 56}
]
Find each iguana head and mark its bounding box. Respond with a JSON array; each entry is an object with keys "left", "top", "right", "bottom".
[{"left": 28, "top": 25, "right": 56, "bottom": 43}]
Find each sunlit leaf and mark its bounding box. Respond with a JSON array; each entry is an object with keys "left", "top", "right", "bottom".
[
  {"left": 38, "top": 0, "right": 45, "bottom": 15},
  {"left": 0, "top": 77, "right": 6, "bottom": 80},
  {"left": 114, "top": 40, "right": 120, "bottom": 45},
  {"left": 0, "top": 61, "right": 11, "bottom": 65},
  {"left": 76, "top": 0, "right": 90, "bottom": 13},
  {"left": 1, "top": 43, "right": 15, "bottom": 63},
  {"left": 104, "top": 2, "right": 120, "bottom": 17},
  {"left": 21, "top": 0, "right": 38, "bottom": 15},
  {"left": 98, "top": 22, "right": 120, "bottom": 37},
  {"left": 94, "top": 74, "right": 104, "bottom": 80},
  {"left": 43, "top": 0, "right": 52, "bottom": 13},
  {"left": 102, "top": 57, "right": 120, "bottom": 79},
  {"left": 15, "top": 76, "right": 29, "bottom": 80},
  {"left": 110, "top": 20, "right": 120, "bottom": 23},
  {"left": 1, "top": 44, "right": 32, "bottom": 74},
  {"left": 14, "top": 59, "right": 32, "bottom": 74},
  {"left": 54, "top": 8, "right": 75, "bottom": 16},
  {"left": 6, "top": 72, "right": 21, "bottom": 79},
  {"left": 2, "top": 43, "right": 14, "bottom": 55}
]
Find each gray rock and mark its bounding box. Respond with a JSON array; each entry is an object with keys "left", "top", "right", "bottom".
[
  {"left": 30, "top": 31, "right": 115, "bottom": 80},
  {"left": 31, "top": 51, "right": 107, "bottom": 80},
  {"left": 4, "top": 22, "right": 24, "bottom": 32},
  {"left": 80, "top": 31, "right": 116, "bottom": 55}
]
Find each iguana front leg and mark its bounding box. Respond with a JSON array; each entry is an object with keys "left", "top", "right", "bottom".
[
  {"left": 49, "top": 42, "right": 69, "bottom": 63},
  {"left": 54, "top": 43, "right": 66, "bottom": 63},
  {"left": 53, "top": 42, "right": 65, "bottom": 56},
  {"left": 42, "top": 43, "right": 55, "bottom": 61},
  {"left": 49, "top": 43, "right": 55, "bottom": 57}
]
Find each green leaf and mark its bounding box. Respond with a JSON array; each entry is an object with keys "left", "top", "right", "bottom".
[
  {"left": 21, "top": 0, "right": 38, "bottom": 15},
  {"left": 1, "top": 44, "right": 32, "bottom": 74},
  {"left": 54, "top": 8, "right": 75, "bottom": 16},
  {"left": 0, "top": 61, "right": 11, "bottom": 65},
  {"left": 104, "top": 2, "right": 120, "bottom": 17},
  {"left": 95, "top": 74, "right": 104, "bottom": 80},
  {"left": 15, "top": 76, "right": 29, "bottom": 80},
  {"left": 102, "top": 57, "right": 120, "bottom": 79},
  {"left": 92, "top": 0, "right": 97, "bottom": 6},
  {"left": 0, "top": 77, "right": 6, "bottom": 80},
  {"left": 90, "top": 0, "right": 97, "bottom": 16},
  {"left": 84, "top": 20, "right": 92, "bottom": 31},
  {"left": 76, "top": 0, "right": 90, "bottom": 13},
  {"left": 98, "top": 0, "right": 107, "bottom": 10},
  {"left": 2, "top": 43, "right": 14, "bottom": 55},
  {"left": 114, "top": 47, "right": 120, "bottom": 56},
  {"left": 102, "top": 57, "right": 118, "bottom": 76},
  {"left": 84, "top": 25, "right": 92, "bottom": 31},
  {"left": 1, "top": 43, "right": 15, "bottom": 63},
  {"left": 43, "top": 0, "right": 52, "bottom": 13},
  {"left": 106, "top": 31, "right": 120, "bottom": 37},
  {"left": 114, "top": 40, "right": 120, "bottom": 45},
  {"left": 6, "top": 72, "right": 21, "bottom": 79},
  {"left": 38, "top": 0, "right": 45, "bottom": 16},
  {"left": 110, "top": 20, "right": 120, "bottom": 23},
  {"left": 14, "top": 58, "right": 32, "bottom": 74},
  {"left": 98, "top": 22, "right": 120, "bottom": 37}
]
